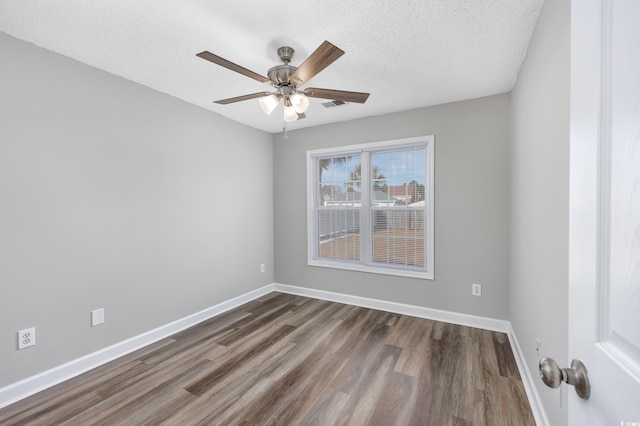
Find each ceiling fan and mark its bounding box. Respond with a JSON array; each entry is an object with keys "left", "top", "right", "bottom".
[{"left": 196, "top": 40, "right": 370, "bottom": 122}]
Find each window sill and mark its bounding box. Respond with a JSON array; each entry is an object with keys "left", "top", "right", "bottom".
[{"left": 308, "top": 259, "right": 434, "bottom": 280}]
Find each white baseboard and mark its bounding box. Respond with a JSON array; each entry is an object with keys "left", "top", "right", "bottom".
[
  {"left": 1, "top": 282, "right": 548, "bottom": 426},
  {"left": 507, "top": 324, "right": 550, "bottom": 426},
  {"left": 0, "top": 284, "right": 275, "bottom": 409},
  {"left": 274, "top": 283, "right": 511, "bottom": 332}
]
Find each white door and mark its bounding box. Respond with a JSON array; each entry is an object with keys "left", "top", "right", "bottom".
[{"left": 569, "top": 0, "right": 640, "bottom": 423}]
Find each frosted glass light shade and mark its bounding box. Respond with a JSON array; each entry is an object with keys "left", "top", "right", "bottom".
[
  {"left": 290, "top": 93, "right": 310, "bottom": 114},
  {"left": 283, "top": 105, "right": 298, "bottom": 122},
  {"left": 259, "top": 95, "right": 279, "bottom": 114}
]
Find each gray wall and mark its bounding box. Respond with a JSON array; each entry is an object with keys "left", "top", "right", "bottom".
[
  {"left": 274, "top": 95, "right": 511, "bottom": 319},
  {"left": 0, "top": 33, "right": 274, "bottom": 387},
  {"left": 509, "top": 0, "right": 570, "bottom": 424}
]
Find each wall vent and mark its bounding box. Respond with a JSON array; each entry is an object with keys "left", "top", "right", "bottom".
[{"left": 322, "top": 100, "right": 349, "bottom": 108}]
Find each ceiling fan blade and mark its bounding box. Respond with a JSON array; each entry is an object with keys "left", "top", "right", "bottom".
[
  {"left": 290, "top": 41, "right": 344, "bottom": 86},
  {"left": 304, "top": 88, "right": 370, "bottom": 104},
  {"left": 214, "top": 91, "right": 272, "bottom": 105},
  {"left": 197, "top": 51, "right": 271, "bottom": 85}
]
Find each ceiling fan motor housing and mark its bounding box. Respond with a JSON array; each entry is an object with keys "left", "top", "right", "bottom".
[
  {"left": 268, "top": 47, "right": 298, "bottom": 87},
  {"left": 267, "top": 64, "right": 297, "bottom": 86}
]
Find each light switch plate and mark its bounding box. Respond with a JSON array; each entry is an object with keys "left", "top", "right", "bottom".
[
  {"left": 91, "top": 308, "right": 104, "bottom": 327},
  {"left": 472, "top": 283, "right": 482, "bottom": 296}
]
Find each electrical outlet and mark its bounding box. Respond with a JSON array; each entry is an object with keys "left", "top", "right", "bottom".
[
  {"left": 18, "top": 327, "right": 36, "bottom": 350},
  {"left": 91, "top": 308, "right": 104, "bottom": 327},
  {"left": 260, "top": 264, "right": 265, "bottom": 273},
  {"left": 472, "top": 283, "right": 482, "bottom": 296}
]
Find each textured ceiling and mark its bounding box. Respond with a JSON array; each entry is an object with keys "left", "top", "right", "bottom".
[{"left": 0, "top": 0, "right": 543, "bottom": 134}]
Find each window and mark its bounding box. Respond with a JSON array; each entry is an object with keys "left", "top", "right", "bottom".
[{"left": 307, "top": 136, "right": 434, "bottom": 279}]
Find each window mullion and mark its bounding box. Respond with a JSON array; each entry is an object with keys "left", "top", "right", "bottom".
[{"left": 360, "top": 151, "right": 371, "bottom": 265}]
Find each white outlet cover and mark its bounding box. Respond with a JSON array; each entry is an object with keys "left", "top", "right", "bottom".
[
  {"left": 18, "top": 327, "right": 36, "bottom": 350},
  {"left": 472, "top": 283, "right": 482, "bottom": 296},
  {"left": 91, "top": 308, "right": 105, "bottom": 327}
]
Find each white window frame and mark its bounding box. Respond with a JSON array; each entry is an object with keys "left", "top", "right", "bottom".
[{"left": 307, "top": 135, "right": 434, "bottom": 280}]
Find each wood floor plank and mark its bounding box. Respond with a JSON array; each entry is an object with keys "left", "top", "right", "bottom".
[
  {"left": 407, "top": 383, "right": 448, "bottom": 426},
  {"left": 329, "top": 322, "right": 392, "bottom": 394},
  {"left": 214, "top": 302, "right": 297, "bottom": 347},
  {"left": 0, "top": 293, "right": 535, "bottom": 425},
  {"left": 342, "top": 345, "right": 406, "bottom": 425},
  {"left": 1, "top": 391, "right": 103, "bottom": 426},
  {"left": 492, "top": 332, "right": 522, "bottom": 380},
  {"left": 475, "top": 331, "right": 502, "bottom": 391},
  {"left": 370, "top": 370, "right": 416, "bottom": 426},
  {"left": 281, "top": 356, "right": 352, "bottom": 425},
  {"left": 168, "top": 308, "right": 251, "bottom": 344},
  {"left": 390, "top": 316, "right": 435, "bottom": 377},
  {"left": 0, "top": 359, "right": 143, "bottom": 425},
  {"left": 159, "top": 338, "right": 298, "bottom": 425},
  {"left": 436, "top": 335, "right": 474, "bottom": 420},
  {"left": 202, "top": 317, "right": 345, "bottom": 425},
  {"left": 60, "top": 359, "right": 213, "bottom": 425},
  {"left": 298, "top": 387, "right": 351, "bottom": 425},
  {"left": 0, "top": 338, "right": 173, "bottom": 424},
  {"left": 184, "top": 324, "right": 296, "bottom": 396}
]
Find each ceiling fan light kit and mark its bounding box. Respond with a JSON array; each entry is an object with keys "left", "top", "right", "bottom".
[
  {"left": 283, "top": 96, "right": 298, "bottom": 122},
  {"left": 197, "top": 40, "right": 370, "bottom": 124},
  {"left": 290, "top": 93, "right": 310, "bottom": 114},
  {"left": 258, "top": 94, "right": 279, "bottom": 115}
]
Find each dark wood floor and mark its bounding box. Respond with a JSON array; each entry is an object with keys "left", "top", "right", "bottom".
[{"left": 0, "top": 292, "right": 535, "bottom": 425}]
